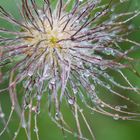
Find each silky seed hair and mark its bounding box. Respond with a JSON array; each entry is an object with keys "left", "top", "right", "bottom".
[{"left": 0, "top": 0, "right": 140, "bottom": 139}]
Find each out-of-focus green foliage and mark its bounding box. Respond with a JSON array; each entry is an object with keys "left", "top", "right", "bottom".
[{"left": 0, "top": 0, "right": 140, "bottom": 140}]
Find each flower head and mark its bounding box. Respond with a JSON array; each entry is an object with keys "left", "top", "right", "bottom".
[{"left": 0, "top": 0, "right": 140, "bottom": 139}]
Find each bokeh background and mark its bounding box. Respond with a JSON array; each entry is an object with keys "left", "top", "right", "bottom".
[{"left": 0, "top": 0, "right": 140, "bottom": 140}]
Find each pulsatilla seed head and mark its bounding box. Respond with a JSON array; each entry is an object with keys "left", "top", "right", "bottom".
[{"left": 0, "top": 0, "right": 140, "bottom": 140}]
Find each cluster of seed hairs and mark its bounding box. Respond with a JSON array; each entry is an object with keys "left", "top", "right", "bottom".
[{"left": 0, "top": 0, "right": 140, "bottom": 139}]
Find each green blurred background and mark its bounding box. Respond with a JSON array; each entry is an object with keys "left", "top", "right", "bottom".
[{"left": 0, "top": 0, "right": 140, "bottom": 140}]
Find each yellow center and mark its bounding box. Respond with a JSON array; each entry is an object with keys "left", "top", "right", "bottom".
[{"left": 22, "top": 15, "right": 75, "bottom": 56}]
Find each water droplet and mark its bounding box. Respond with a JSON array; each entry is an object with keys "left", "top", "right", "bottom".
[
  {"left": 48, "top": 84, "right": 52, "bottom": 89},
  {"left": 14, "top": 132, "right": 18, "bottom": 136},
  {"left": 93, "top": 98, "right": 100, "bottom": 104},
  {"left": 123, "top": 105, "right": 128, "bottom": 109},
  {"left": 78, "top": 62, "right": 83, "bottom": 66},
  {"left": 115, "top": 105, "right": 127, "bottom": 111},
  {"left": 115, "top": 106, "right": 121, "bottom": 111},
  {"left": 84, "top": 70, "right": 90, "bottom": 77},
  {"left": 113, "top": 114, "right": 119, "bottom": 120},
  {"left": 106, "top": 84, "right": 111, "bottom": 89},
  {"left": 50, "top": 78, "right": 55, "bottom": 85},
  {"left": 0, "top": 113, "right": 5, "bottom": 118},
  {"left": 68, "top": 98, "right": 75, "bottom": 105},
  {"left": 28, "top": 70, "right": 34, "bottom": 76},
  {"left": 22, "top": 122, "right": 27, "bottom": 128},
  {"left": 104, "top": 48, "right": 115, "bottom": 56},
  {"left": 32, "top": 106, "right": 36, "bottom": 112},
  {"left": 120, "top": 0, "right": 128, "bottom": 3},
  {"left": 100, "top": 66, "right": 107, "bottom": 70},
  {"left": 122, "top": 117, "right": 127, "bottom": 120},
  {"left": 95, "top": 12, "right": 101, "bottom": 17},
  {"left": 111, "top": 7, "right": 115, "bottom": 12},
  {"left": 55, "top": 112, "right": 60, "bottom": 120},
  {"left": 37, "top": 95, "right": 41, "bottom": 101},
  {"left": 81, "top": 28, "right": 88, "bottom": 34},
  {"left": 75, "top": 20, "right": 80, "bottom": 25},
  {"left": 100, "top": 104, "right": 105, "bottom": 108},
  {"left": 73, "top": 88, "right": 78, "bottom": 94},
  {"left": 91, "top": 85, "right": 95, "bottom": 90},
  {"left": 69, "top": 14, "right": 73, "bottom": 18},
  {"left": 28, "top": 104, "right": 32, "bottom": 109},
  {"left": 34, "top": 128, "right": 38, "bottom": 132}
]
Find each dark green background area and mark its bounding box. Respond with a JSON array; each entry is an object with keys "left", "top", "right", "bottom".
[{"left": 0, "top": 0, "right": 140, "bottom": 140}]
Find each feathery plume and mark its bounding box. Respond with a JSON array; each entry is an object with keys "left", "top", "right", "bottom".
[{"left": 0, "top": 0, "right": 140, "bottom": 139}]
